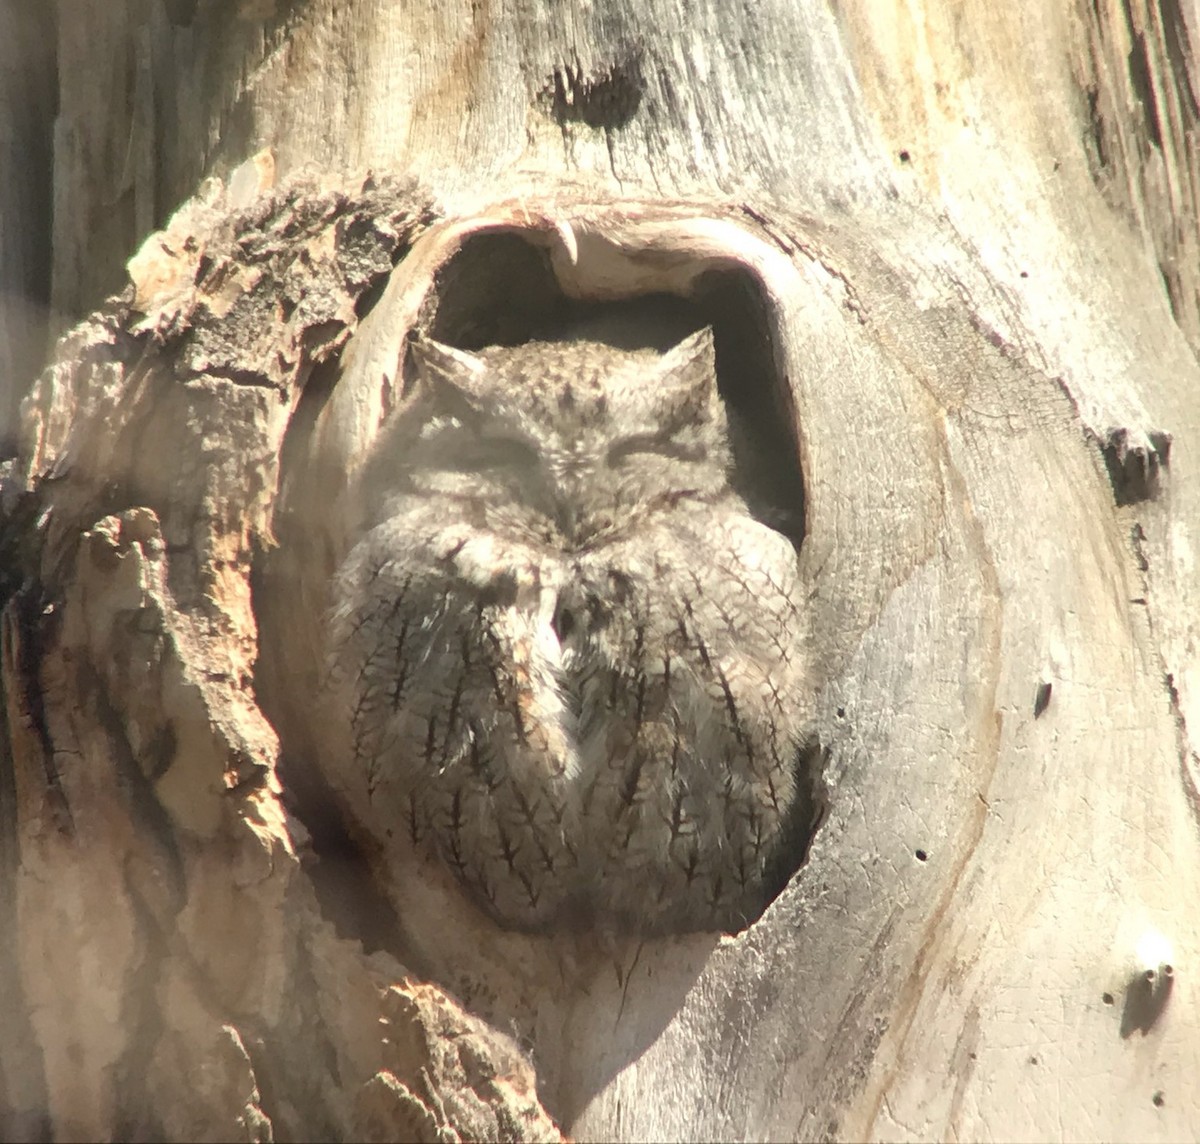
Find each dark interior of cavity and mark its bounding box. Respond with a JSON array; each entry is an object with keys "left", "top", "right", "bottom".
[{"left": 419, "top": 230, "right": 807, "bottom": 549}]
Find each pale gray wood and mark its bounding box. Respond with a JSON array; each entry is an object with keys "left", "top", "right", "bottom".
[
  {"left": 2, "top": 1, "right": 1198, "bottom": 1140},
  {"left": 0, "top": 1, "right": 54, "bottom": 451}
]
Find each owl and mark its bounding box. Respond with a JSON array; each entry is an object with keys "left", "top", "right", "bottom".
[{"left": 325, "top": 326, "right": 810, "bottom": 935}]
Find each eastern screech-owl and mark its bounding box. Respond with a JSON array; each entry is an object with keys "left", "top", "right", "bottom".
[{"left": 327, "top": 327, "right": 808, "bottom": 935}]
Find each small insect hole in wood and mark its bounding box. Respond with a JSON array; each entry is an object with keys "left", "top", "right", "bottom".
[
  {"left": 1034, "top": 680, "right": 1052, "bottom": 718},
  {"left": 1100, "top": 427, "right": 1172, "bottom": 506}
]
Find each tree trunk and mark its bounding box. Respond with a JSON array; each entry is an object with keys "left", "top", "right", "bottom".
[{"left": 2, "top": 1, "right": 1198, "bottom": 1140}]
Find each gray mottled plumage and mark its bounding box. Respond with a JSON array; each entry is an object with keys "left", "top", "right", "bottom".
[{"left": 327, "top": 328, "right": 807, "bottom": 934}]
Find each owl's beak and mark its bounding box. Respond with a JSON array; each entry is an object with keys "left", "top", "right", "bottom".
[{"left": 553, "top": 499, "right": 580, "bottom": 541}]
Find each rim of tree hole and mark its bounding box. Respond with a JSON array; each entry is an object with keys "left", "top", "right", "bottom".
[{"left": 259, "top": 200, "right": 830, "bottom": 953}]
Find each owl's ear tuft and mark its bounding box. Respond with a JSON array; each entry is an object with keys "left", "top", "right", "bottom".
[
  {"left": 662, "top": 326, "right": 716, "bottom": 371},
  {"left": 407, "top": 332, "right": 485, "bottom": 383},
  {"left": 649, "top": 326, "right": 720, "bottom": 421},
  {"left": 406, "top": 333, "right": 489, "bottom": 412}
]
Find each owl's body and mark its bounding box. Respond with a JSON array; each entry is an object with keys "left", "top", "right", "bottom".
[{"left": 328, "top": 330, "right": 807, "bottom": 934}]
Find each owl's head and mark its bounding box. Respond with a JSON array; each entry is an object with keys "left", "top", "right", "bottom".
[{"left": 387, "top": 327, "right": 732, "bottom": 546}]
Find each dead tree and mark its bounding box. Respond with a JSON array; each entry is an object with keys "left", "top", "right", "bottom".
[{"left": 2, "top": 2, "right": 1198, "bottom": 1139}]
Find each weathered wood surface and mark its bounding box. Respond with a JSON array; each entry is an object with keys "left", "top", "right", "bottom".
[
  {"left": 0, "top": 2, "right": 54, "bottom": 454},
  {"left": 1, "top": 1, "right": 1198, "bottom": 1140}
]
